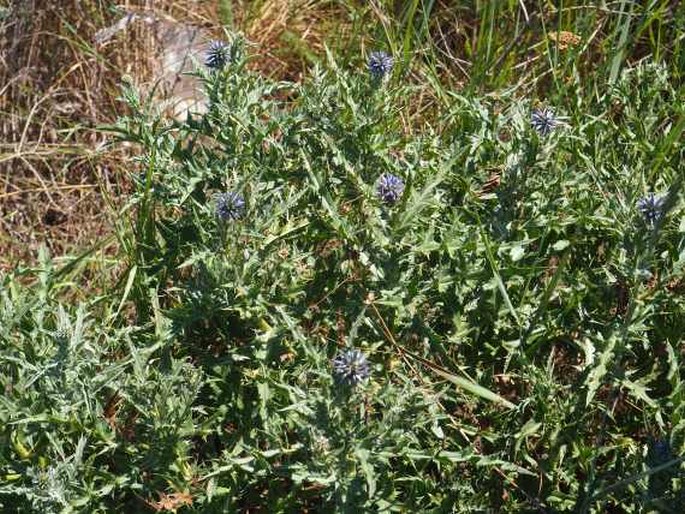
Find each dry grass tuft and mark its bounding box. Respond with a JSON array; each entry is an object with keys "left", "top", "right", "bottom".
[
  {"left": 238, "top": 0, "right": 352, "bottom": 81},
  {"left": 1, "top": 0, "right": 128, "bottom": 267}
]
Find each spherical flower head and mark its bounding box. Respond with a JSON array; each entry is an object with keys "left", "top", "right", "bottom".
[
  {"left": 53, "top": 328, "right": 70, "bottom": 345},
  {"left": 647, "top": 438, "right": 673, "bottom": 468},
  {"left": 332, "top": 348, "right": 370, "bottom": 387},
  {"left": 652, "top": 440, "right": 672, "bottom": 462},
  {"left": 368, "top": 51, "right": 394, "bottom": 80},
  {"left": 205, "top": 40, "right": 231, "bottom": 69},
  {"left": 637, "top": 193, "right": 666, "bottom": 225},
  {"left": 376, "top": 173, "right": 405, "bottom": 204},
  {"left": 531, "top": 107, "right": 559, "bottom": 136},
  {"left": 215, "top": 191, "right": 245, "bottom": 221}
]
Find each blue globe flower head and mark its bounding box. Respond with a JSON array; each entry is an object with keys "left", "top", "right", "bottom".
[
  {"left": 376, "top": 173, "right": 405, "bottom": 204},
  {"left": 205, "top": 40, "right": 231, "bottom": 69},
  {"left": 531, "top": 106, "right": 559, "bottom": 136},
  {"left": 332, "top": 348, "right": 370, "bottom": 387},
  {"left": 647, "top": 437, "right": 675, "bottom": 498},
  {"left": 651, "top": 439, "right": 672, "bottom": 464},
  {"left": 215, "top": 191, "right": 246, "bottom": 221},
  {"left": 368, "top": 50, "right": 394, "bottom": 80},
  {"left": 637, "top": 193, "right": 666, "bottom": 225}
]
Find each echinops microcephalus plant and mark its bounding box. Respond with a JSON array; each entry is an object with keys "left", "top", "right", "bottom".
[{"left": 2, "top": 22, "right": 684, "bottom": 514}]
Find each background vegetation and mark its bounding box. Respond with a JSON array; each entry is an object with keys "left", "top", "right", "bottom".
[{"left": 1, "top": 1, "right": 684, "bottom": 512}]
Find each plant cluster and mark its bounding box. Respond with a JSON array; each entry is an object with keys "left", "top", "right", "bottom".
[{"left": 0, "top": 36, "right": 684, "bottom": 513}]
